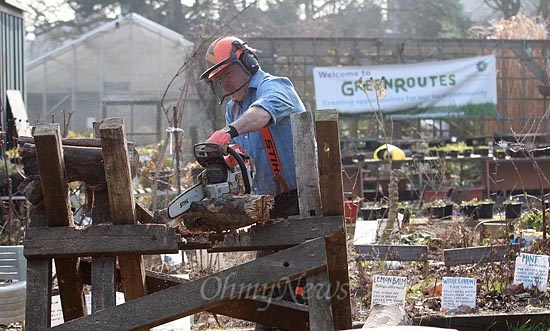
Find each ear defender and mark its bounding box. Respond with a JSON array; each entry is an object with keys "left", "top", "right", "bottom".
[{"left": 231, "top": 40, "right": 259, "bottom": 75}]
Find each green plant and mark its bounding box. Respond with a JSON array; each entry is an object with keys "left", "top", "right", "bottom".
[
  {"left": 517, "top": 209, "right": 549, "bottom": 232},
  {"left": 424, "top": 199, "right": 447, "bottom": 208},
  {"left": 460, "top": 198, "right": 480, "bottom": 207}
]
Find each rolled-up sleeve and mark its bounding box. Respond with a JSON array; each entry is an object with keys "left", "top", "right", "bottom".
[{"left": 250, "top": 77, "right": 297, "bottom": 126}]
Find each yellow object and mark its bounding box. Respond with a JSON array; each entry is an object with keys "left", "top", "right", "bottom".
[{"left": 373, "top": 144, "right": 406, "bottom": 160}]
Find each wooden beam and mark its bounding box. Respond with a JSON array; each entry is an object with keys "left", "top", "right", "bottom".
[
  {"left": 291, "top": 111, "right": 322, "bottom": 216},
  {"left": 33, "top": 123, "right": 87, "bottom": 322},
  {"left": 51, "top": 238, "right": 327, "bottom": 331},
  {"left": 292, "top": 110, "right": 333, "bottom": 330},
  {"left": 443, "top": 244, "right": 519, "bottom": 269},
  {"left": 209, "top": 216, "right": 343, "bottom": 252},
  {"left": 315, "top": 109, "right": 352, "bottom": 330},
  {"left": 355, "top": 245, "right": 429, "bottom": 261},
  {"left": 24, "top": 224, "right": 180, "bottom": 258},
  {"left": 80, "top": 260, "right": 310, "bottom": 329},
  {"left": 99, "top": 118, "right": 146, "bottom": 302},
  {"left": 25, "top": 202, "right": 53, "bottom": 330}
]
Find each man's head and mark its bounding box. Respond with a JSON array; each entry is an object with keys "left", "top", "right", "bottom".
[{"left": 200, "top": 36, "right": 260, "bottom": 103}]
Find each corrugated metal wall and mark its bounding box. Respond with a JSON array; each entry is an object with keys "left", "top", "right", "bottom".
[{"left": 0, "top": 3, "right": 25, "bottom": 134}]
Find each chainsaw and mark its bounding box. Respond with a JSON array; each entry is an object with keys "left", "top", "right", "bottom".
[{"left": 167, "top": 142, "right": 255, "bottom": 219}]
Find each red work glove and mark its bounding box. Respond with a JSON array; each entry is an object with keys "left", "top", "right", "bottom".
[{"left": 207, "top": 129, "right": 231, "bottom": 146}]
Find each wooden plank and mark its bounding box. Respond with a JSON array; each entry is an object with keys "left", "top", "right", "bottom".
[
  {"left": 307, "top": 270, "right": 334, "bottom": 330},
  {"left": 414, "top": 311, "right": 550, "bottom": 331},
  {"left": 292, "top": 111, "right": 333, "bottom": 330},
  {"left": 51, "top": 238, "right": 327, "bottom": 331},
  {"left": 80, "top": 259, "right": 310, "bottom": 329},
  {"left": 291, "top": 111, "right": 322, "bottom": 216},
  {"left": 209, "top": 216, "right": 343, "bottom": 252},
  {"left": 443, "top": 244, "right": 519, "bottom": 267},
  {"left": 99, "top": 118, "right": 136, "bottom": 224},
  {"left": 25, "top": 258, "right": 52, "bottom": 329},
  {"left": 90, "top": 189, "right": 117, "bottom": 313},
  {"left": 33, "top": 123, "right": 74, "bottom": 228},
  {"left": 24, "top": 224, "right": 180, "bottom": 258},
  {"left": 99, "top": 118, "right": 146, "bottom": 302},
  {"left": 25, "top": 202, "right": 53, "bottom": 330},
  {"left": 315, "top": 109, "right": 352, "bottom": 330},
  {"left": 91, "top": 257, "right": 116, "bottom": 312},
  {"left": 356, "top": 245, "right": 429, "bottom": 261},
  {"left": 209, "top": 298, "right": 309, "bottom": 330},
  {"left": 33, "top": 123, "right": 87, "bottom": 321}
]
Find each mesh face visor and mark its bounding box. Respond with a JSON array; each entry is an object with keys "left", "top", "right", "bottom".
[{"left": 203, "top": 60, "right": 253, "bottom": 104}]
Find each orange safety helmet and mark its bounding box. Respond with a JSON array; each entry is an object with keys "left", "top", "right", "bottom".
[{"left": 200, "top": 36, "right": 259, "bottom": 81}]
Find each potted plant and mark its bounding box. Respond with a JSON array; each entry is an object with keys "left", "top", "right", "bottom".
[
  {"left": 361, "top": 203, "right": 381, "bottom": 220},
  {"left": 398, "top": 201, "right": 412, "bottom": 223},
  {"left": 425, "top": 199, "right": 447, "bottom": 219},
  {"left": 461, "top": 198, "right": 480, "bottom": 220},
  {"left": 504, "top": 197, "right": 523, "bottom": 220},
  {"left": 344, "top": 197, "right": 362, "bottom": 224},
  {"left": 479, "top": 198, "right": 495, "bottom": 219}
]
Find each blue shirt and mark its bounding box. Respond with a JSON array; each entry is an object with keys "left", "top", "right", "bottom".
[{"left": 226, "top": 69, "right": 306, "bottom": 196}]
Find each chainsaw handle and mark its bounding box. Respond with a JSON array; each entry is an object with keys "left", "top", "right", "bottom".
[{"left": 227, "top": 146, "right": 252, "bottom": 194}]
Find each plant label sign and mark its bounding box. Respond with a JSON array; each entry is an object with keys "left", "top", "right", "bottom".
[
  {"left": 514, "top": 253, "right": 549, "bottom": 291},
  {"left": 441, "top": 277, "right": 477, "bottom": 311},
  {"left": 371, "top": 275, "right": 407, "bottom": 308}
]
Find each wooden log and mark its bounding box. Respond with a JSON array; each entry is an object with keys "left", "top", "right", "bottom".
[
  {"left": 18, "top": 136, "right": 135, "bottom": 149},
  {"left": 361, "top": 304, "right": 410, "bottom": 328},
  {"left": 155, "top": 194, "right": 274, "bottom": 232},
  {"left": 18, "top": 140, "right": 139, "bottom": 186}
]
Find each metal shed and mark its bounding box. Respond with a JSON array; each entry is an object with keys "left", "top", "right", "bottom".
[{"left": 1, "top": 0, "right": 26, "bottom": 145}]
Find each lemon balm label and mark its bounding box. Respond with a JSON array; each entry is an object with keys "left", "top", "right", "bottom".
[{"left": 371, "top": 275, "right": 407, "bottom": 308}]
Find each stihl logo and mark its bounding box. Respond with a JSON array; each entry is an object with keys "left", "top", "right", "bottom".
[
  {"left": 264, "top": 138, "right": 282, "bottom": 174},
  {"left": 179, "top": 199, "right": 189, "bottom": 208}
]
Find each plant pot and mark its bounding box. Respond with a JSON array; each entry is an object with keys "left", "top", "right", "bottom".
[
  {"left": 344, "top": 201, "right": 359, "bottom": 223},
  {"left": 505, "top": 203, "right": 523, "bottom": 220},
  {"left": 444, "top": 203, "right": 454, "bottom": 218},
  {"left": 429, "top": 206, "right": 446, "bottom": 219},
  {"left": 361, "top": 207, "right": 381, "bottom": 220},
  {"left": 379, "top": 206, "right": 388, "bottom": 219},
  {"left": 479, "top": 202, "right": 494, "bottom": 219},
  {"left": 461, "top": 205, "right": 479, "bottom": 220}
]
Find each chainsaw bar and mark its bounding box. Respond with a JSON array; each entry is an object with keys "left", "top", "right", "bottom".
[{"left": 167, "top": 183, "right": 206, "bottom": 219}]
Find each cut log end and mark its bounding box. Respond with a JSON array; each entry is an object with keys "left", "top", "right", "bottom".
[
  {"left": 153, "top": 194, "right": 274, "bottom": 232},
  {"left": 183, "top": 194, "right": 274, "bottom": 232}
]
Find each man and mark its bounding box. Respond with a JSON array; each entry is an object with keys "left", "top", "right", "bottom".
[
  {"left": 201, "top": 36, "right": 306, "bottom": 219},
  {"left": 201, "top": 36, "right": 307, "bottom": 331}
]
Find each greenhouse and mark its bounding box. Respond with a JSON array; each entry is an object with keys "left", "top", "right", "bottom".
[{"left": 26, "top": 13, "right": 197, "bottom": 145}]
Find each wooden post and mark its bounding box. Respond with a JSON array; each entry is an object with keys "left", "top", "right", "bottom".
[
  {"left": 291, "top": 111, "right": 322, "bottom": 216},
  {"left": 25, "top": 201, "right": 53, "bottom": 329},
  {"left": 315, "top": 109, "right": 352, "bottom": 330},
  {"left": 33, "top": 123, "right": 87, "bottom": 322},
  {"left": 292, "top": 111, "right": 334, "bottom": 330},
  {"left": 99, "top": 118, "right": 147, "bottom": 301}
]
